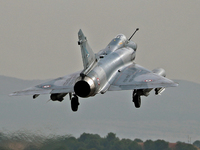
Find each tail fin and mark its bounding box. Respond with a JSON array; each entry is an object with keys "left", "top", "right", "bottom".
[{"left": 78, "top": 29, "right": 95, "bottom": 69}]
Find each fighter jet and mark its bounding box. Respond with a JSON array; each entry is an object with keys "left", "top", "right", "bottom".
[{"left": 10, "top": 29, "right": 178, "bottom": 112}]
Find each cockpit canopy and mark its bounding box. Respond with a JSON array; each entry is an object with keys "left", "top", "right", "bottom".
[
  {"left": 98, "top": 33, "right": 136, "bottom": 58},
  {"left": 106, "top": 34, "right": 127, "bottom": 52},
  {"left": 115, "top": 34, "right": 127, "bottom": 42}
]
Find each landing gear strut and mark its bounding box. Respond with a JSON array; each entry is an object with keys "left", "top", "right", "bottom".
[
  {"left": 70, "top": 94, "right": 79, "bottom": 112},
  {"left": 132, "top": 90, "right": 141, "bottom": 108}
]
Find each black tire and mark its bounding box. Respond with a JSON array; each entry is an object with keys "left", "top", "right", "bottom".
[
  {"left": 133, "top": 95, "right": 141, "bottom": 108},
  {"left": 71, "top": 96, "right": 79, "bottom": 112}
]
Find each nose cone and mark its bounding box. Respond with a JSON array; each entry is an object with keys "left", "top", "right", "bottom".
[
  {"left": 134, "top": 43, "right": 137, "bottom": 51},
  {"left": 126, "top": 41, "right": 137, "bottom": 51}
]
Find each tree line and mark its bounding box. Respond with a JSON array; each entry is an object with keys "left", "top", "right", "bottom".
[{"left": 0, "top": 132, "right": 199, "bottom": 150}]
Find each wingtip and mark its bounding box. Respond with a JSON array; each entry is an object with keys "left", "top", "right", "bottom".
[
  {"left": 9, "top": 92, "right": 17, "bottom": 96},
  {"left": 9, "top": 91, "right": 23, "bottom": 96},
  {"left": 172, "top": 82, "right": 179, "bottom": 87}
]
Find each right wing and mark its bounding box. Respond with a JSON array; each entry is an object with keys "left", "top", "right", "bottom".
[
  {"left": 108, "top": 63, "right": 178, "bottom": 91},
  {"left": 10, "top": 71, "right": 80, "bottom": 96}
]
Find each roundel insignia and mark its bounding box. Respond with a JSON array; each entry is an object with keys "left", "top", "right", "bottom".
[
  {"left": 43, "top": 85, "right": 51, "bottom": 88},
  {"left": 144, "top": 79, "right": 152, "bottom": 82},
  {"left": 97, "top": 78, "right": 100, "bottom": 85}
]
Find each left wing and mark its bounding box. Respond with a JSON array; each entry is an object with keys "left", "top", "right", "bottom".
[
  {"left": 108, "top": 63, "right": 178, "bottom": 91},
  {"left": 10, "top": 71, "right": 80, "bottom": 96}
]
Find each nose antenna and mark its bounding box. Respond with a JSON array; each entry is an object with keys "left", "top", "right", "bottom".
[{"left": 128, "top": 28, "right": 139, "bottom": 41}]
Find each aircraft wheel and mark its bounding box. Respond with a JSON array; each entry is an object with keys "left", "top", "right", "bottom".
[
  {"left": 71, "top": 95, "right": 79, "bottom": 112},
  {"left": 133, "top": 95, "right": 141, "bottom": 108}
]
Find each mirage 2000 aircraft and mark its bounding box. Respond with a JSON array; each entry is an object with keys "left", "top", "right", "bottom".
[{"left": 10, "top": 29, "right": 178, "bottom": 112}]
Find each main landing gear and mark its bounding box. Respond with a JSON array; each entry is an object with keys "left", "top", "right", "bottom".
[
  {"left": 70, "top": 94, "right": 80, "bottom": 112},
  {"left": 132, "top": 90, "right": 141, "bottom": 108}
]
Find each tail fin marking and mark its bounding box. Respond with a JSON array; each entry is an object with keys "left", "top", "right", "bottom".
[{"left": 78, "top": 29, "right": 95, "bottom": 69}]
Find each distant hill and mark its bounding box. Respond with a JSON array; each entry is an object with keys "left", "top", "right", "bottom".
[
  {"left": 0, "top": 75, "right": 44, "bottom": 95},
  {"left": 0, "top": 75, "right": 200, "bottom": 142}
]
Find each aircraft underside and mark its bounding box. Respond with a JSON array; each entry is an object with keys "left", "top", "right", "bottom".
[{"left": 47, "top": 85, "right": 166, "bottom": 112}]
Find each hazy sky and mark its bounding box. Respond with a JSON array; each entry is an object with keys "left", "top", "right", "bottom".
[{"left": 1, "top": 1, "right": 200, "bottom": 83}]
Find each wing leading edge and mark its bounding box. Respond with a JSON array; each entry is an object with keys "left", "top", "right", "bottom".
[
  {"left": 10, "top": 72, "right": 80, "bottom": 96},
  {"left": 108, "top": 63, "right": 178, "bottom": 91}
]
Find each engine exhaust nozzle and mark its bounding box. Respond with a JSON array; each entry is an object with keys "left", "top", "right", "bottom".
[{"left": 74, "top": 76, "right": 96, "bottom": 98}]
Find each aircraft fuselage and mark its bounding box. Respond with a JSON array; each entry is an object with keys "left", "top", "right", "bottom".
[{"left": 74, "top": 34, "right": 137, "bottom": 98}]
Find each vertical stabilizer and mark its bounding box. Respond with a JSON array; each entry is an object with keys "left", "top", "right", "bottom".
[{"left": 78, "top": 29, "right": 95, "bottom": 69}]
